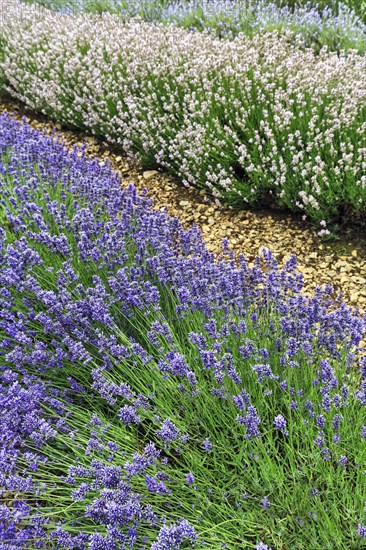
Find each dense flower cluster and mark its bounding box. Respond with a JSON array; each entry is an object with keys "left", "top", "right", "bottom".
[
  {"left": 1, "top": 0, "right": 366, "bottom": 227},
  {"left": 1, "top": 114, "right": 366, "bottom": 548}
]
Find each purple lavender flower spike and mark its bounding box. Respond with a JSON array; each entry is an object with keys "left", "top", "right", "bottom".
[
  {"left": 186, "top": 472, "right": 195, "bottom": 485},
  {"left": 151, "top": 519, "right": 197, "bottom": 549},
  {"left": 273, "top": 414, "right": 289, "bottom": 436}
]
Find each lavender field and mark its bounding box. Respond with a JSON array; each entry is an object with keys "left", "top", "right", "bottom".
[
  {"left": 1, "top": 0, "right": 366, "bottom": 230},
  {"left": 1, "top": 0, "right": 366, "bottom": 548}
]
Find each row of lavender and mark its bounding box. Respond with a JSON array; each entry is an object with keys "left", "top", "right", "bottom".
[
  {"left": 1, "top": 115, "right": 366, "bottom": 548},
  {"left": 0, "top": 1, "right": 365, "bottom": 231},
  {"left": 22, "top": 0, "right": 366, "bottom": 53}
]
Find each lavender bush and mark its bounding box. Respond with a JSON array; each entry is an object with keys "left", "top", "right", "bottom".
[
  {"left": 1, "top": 114, "right": 366, "bottom": 548},
  {"left": 20, "top": 0, "right": 366, "bottom": 53},
  {"left": 1, "top": 0, "right": 366, "bottom": 230}
]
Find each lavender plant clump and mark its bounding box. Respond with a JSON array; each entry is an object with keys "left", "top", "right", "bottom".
[{"left": 1, "top": 114, "right": 366, "bottom": 548}]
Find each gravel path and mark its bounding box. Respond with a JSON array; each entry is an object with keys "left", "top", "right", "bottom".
[{"left": 1, "top": 94, "right": 366, "bottom": 319}]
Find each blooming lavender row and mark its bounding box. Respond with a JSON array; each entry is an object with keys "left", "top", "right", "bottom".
[
  {"left": 24, "top": 0, "right": 366, "bottom": 53},
  {"left": 1, "top": 114, "right": 366, "bottom": 548},
  {"left": 162, "top": 0, "right": 366, "bottom": 53},
  {"left": 2, "top": 1, "right": 366, "bottom": 229}
]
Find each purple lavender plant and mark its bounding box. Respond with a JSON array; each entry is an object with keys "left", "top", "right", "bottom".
[{"left": 0, "top": 114, "right": 365, "bottom": 548}]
